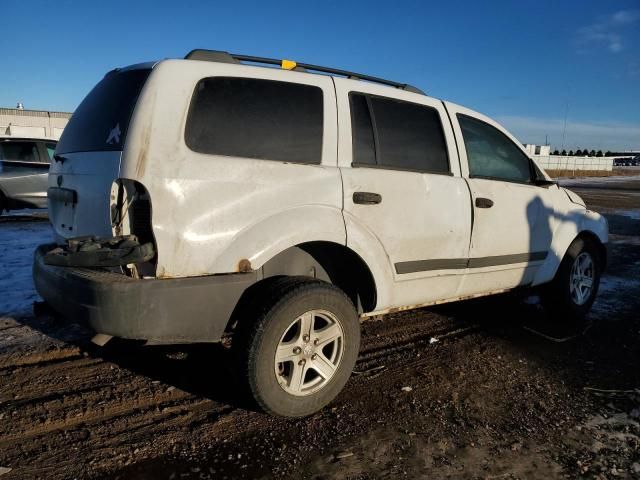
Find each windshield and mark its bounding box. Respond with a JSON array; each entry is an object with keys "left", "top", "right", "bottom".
[{"left": 56, "top": 68, "right": 151, "bottom": 154}]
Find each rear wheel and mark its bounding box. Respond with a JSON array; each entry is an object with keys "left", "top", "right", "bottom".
[
  {"left": 541, "top": 237, "right": 602, "bottom": 322},
  {"left": 234, "top": 277, "right": 360, "bottom": 417}
]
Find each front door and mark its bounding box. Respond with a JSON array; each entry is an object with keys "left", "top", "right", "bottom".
[{"left": 448, "top": 105, "right": 554, "bottom": 294}]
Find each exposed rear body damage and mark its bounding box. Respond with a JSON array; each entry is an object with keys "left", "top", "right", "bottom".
[{"left": 34, "top": 50, "right": 608, "bottom": 416}]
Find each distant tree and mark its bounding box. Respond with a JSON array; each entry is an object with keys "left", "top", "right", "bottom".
[
  {"left": 596, "top": 150, "right": 603, "bottom": 157},
  {"left": 589, "top": 149, "right": 596, "bottom": 156},
  {"left": 552, "top": 149, "right": 560, "bottom": 155},
  {"left": 605, "top": 150, "right": 612, "bottom": 156},
  {"left": 575, "top": 149, "right": 583, "bottom": 156},
  {"left": 568, "top": 150, "right": 574, "bottom": 156},
  {"left": 561, "top": 149, "right": 567, "bottom": 156}
]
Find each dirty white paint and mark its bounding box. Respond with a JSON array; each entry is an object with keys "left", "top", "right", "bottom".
[{"left": 47, "top": 58, "right": 609, "bottom": 313}]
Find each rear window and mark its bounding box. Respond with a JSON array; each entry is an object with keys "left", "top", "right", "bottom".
[
  {"left": 185, "top": 77, "right": 323, "bottom": 164},
  {"left": 0, "top": 141, "right": 41, "bottom": 163},
  {"left": 56, "top": 69, "right": 151, "bottom": 154}
]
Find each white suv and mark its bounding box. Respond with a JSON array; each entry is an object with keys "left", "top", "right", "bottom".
[{"left": 34, "top": 50, "right": 608, "bottom": 417}]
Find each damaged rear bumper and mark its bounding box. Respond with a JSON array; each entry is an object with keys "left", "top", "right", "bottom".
[{"left": 33, "top": 244, "right": 256, "bottom": 343}]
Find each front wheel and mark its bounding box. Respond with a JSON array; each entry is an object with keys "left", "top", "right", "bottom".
[
  {"left": 541, "top": 237, "right": 602, "bottom": 322},
  {"left": 234, "top": 277, "right": 360, "bottom": 417}
]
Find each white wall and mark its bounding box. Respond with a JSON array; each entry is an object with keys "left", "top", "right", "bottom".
[
  {"left": 535, "top": 155, "right": 614, "bottom": 172},
  {"left": 0, "top": 107, "right": 70, "bottom": 140}
]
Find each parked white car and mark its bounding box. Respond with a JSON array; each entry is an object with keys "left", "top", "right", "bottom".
[{"left": 34, "top": 50, "right": 608, "bottom": 417}]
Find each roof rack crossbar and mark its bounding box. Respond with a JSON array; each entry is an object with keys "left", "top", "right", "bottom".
[{"left": 185, "top": 49, "right": 425, "bottom": 95}]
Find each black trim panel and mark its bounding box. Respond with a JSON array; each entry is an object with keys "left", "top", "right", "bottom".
[
  {"left": 467, "top": 251, "right": 547, "bottom": 268},
  {"left": 395, "top": 251, "right": 548, "bottom": 274},
  {"left": 396, "top": 258, "right": 468, "bottom": 275},
  {"left": 1, "top": 160, "right": 50, "bottom": 169}
]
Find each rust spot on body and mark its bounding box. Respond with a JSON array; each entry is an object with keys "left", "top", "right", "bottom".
[
  {"left": 135, "top": 124, "right": 151, "bottom": 178},
  {"left": 238, "top": 258, "right": 252, "bottom": 272},
  {"left": 360, "top": 287, "right": 513, "bottom": 319}
]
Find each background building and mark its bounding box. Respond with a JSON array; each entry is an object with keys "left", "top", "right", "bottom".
[
  {"left": 524, "top": 144, "right": 551, "bottom": 156},
  {"left": 0, "top": 106, "right": 71, "bottom": 139}
]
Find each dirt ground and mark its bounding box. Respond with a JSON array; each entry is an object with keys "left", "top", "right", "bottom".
[{"left": 0, "top": 176, "right": 638, "bottom": 480}]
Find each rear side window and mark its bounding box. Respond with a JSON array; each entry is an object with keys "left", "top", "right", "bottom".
[
  {"left": 350, "top": 93, "right": 449, "bottom": 174},
  {"left": 56, "top": 69, "right": 151, "bottom": 154},
  {"left": 349, "top": 94, "right": 376, "bottom": 165},
  {"left": 45, "top": 143, "right": 56, "bottom": 162},
  {"left": 0, "top": 141, "right": 41, "bottom": 163},
  {"left": 458, "top": 114, "right": 532, "bottom": 183},
  {"left": 186, "top": 77, "right": 323, "bottom": 164}
]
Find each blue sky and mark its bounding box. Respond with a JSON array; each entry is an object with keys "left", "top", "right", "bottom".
[{"left": 3, "top": 0, "right": 639, "bottom": 150}]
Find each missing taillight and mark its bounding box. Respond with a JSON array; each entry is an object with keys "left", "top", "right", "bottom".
[{"left": 110, "top": 179, "right": 156, "bottom": 277}]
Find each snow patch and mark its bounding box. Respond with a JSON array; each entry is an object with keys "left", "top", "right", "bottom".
[
  {"left": 0, "top": 219, "right": 52, "bottom": 316},
  {"left": 593, "top": 270, "right": 640, "bottom": 315}
]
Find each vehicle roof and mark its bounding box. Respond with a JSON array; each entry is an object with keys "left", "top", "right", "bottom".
[
  {"left": 135, "top": 50, "right": 428, "bottom": 98},
  {"left": 0, "top": 135, "right": 58, "bottom": 142}
]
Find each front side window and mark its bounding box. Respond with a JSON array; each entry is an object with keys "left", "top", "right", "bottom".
[
  {"left": 186, "top": 77, "right": 324, "bottom": 164},
  {"left": 350, "top": 93, "right": 449, "bottom": 174},
  {"left": 458, "top": 114, "right": 532, "bottom": 183}
]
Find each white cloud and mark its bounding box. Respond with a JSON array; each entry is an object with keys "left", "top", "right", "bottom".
[
  {"left": 611, "top": 10, "right": 640, "bottom": 24},
  {"left": 495, "top": 115, "right": 640, "bottom": 151},
  {"left": 576, "top": 9, "right": 640, "bottom": 54}
]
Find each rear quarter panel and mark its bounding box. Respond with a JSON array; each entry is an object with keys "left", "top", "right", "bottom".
[{"left": 120, "top": 60, "right": 343, "bottom": 278}]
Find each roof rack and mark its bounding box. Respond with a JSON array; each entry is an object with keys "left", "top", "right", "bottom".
[{"left": 184, "top": 49, "right": 426, "bottom": 95}]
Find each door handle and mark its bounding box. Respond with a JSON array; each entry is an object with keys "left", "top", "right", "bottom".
[
  {"left": 475, "top": 197, "right": 494, "bottom": 208},
  {"left": 353, "top": 192, "right": 382, "bottom": 205}
]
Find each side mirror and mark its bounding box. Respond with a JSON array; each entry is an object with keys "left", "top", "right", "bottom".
[{"left": 534, "top": 178, "right": 557, "bottom": 187}]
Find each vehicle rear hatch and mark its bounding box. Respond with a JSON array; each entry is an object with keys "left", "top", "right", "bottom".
[{"left": 49, "top": 66, "right": 151, "bottom": 242}]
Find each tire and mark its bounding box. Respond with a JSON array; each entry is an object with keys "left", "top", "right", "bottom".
[
  {"left": 233, "top": 276, "right": 360, "bottom": 417},
  {"left": 541, "top": 237, "right": 602, "bottom": 323}
]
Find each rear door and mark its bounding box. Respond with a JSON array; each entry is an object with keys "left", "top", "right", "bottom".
[
  {"left": 447, "top": 103, "right": 555, "bottom": 294},
  {"left": 335, "top": 79, "right": 472, "bottom": 308},
  {"left": 49, "top": 66, "right": 151, "bottom": 240}
]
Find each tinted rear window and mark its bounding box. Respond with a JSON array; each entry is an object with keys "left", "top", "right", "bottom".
[
  {"left": 349, "top": 94, "right": 376, "bottom": 166},
  {"left": 185, "top": 77, "right": 323, "bottom": 164},
  {"left": 349, "top": 93, "right": 449, "bottom": 174},
  {"left": 0, "top": 141, "right": 41, "bottom": 162},
  {"left": 56, "top": 69, "right": 150, "bottom": 154}
]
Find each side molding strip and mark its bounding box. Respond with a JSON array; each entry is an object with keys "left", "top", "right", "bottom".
[{"left": 395, "top": 251, "right": 548, "bottom": 274}]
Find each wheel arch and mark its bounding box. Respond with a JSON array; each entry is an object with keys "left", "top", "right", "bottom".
[
  {"left": 533, "top": 225, "right": 608, "bottom": 286},
  {"left": 575, "top": 230, "right": 607, "bottom": 272},
  {"left": 255, "top": 241, "right": 377, "bottom": 314}
]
